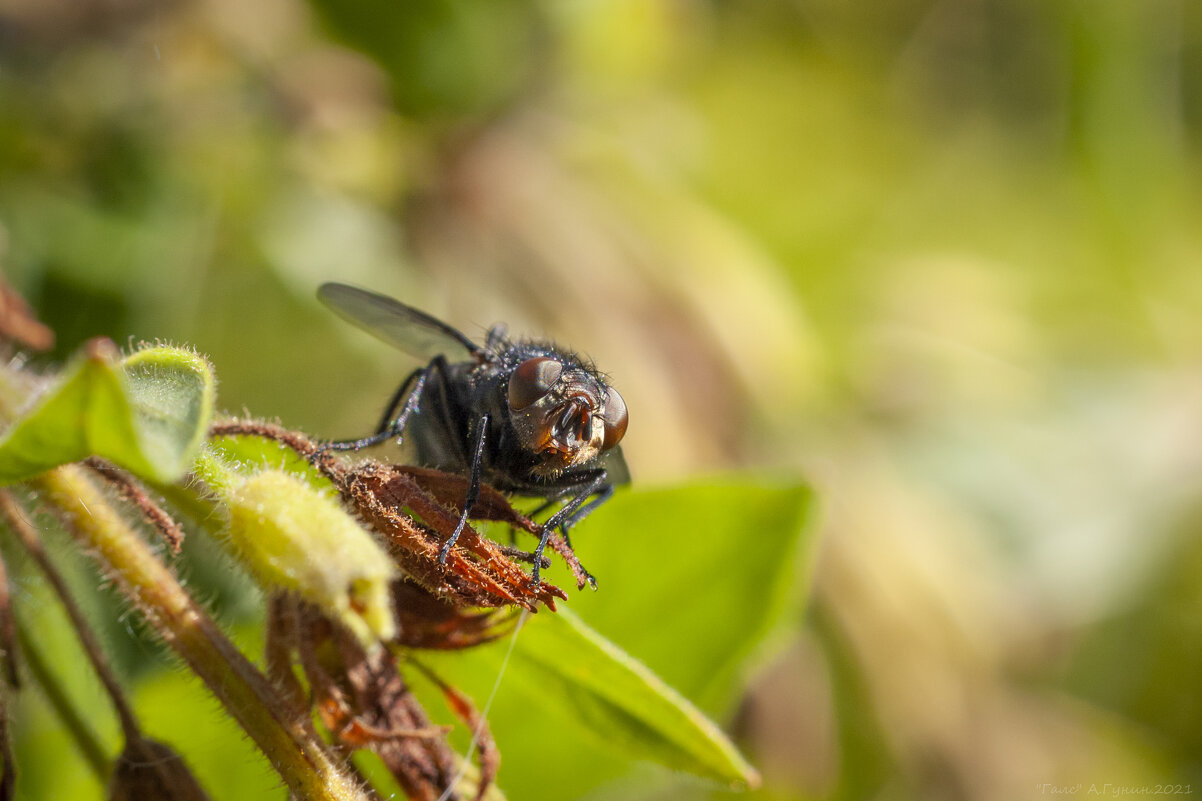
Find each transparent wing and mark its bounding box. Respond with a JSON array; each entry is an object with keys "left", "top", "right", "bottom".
[
  {"left": 318, "top": 283, "right": 480, "bottom": 362},
  {"left": 601, "top": 447, "right": 631, "bottom": 486}
]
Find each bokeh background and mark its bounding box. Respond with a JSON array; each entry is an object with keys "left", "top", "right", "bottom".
[{"left": 3, "top": 0, "right": 1202, "bottom": 799}]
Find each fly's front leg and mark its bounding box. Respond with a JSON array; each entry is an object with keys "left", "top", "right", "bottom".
[
  {"left": 521, "top": 487, "right": 568, "bottom": 523},
  {"left": 437, "top": 413, "right": 489, "bottom": 565},
  {"left": 559, "top": 483, "right": 615, "bottom": 534},
  {"left": 534, "top": 471, "right": 610, "bottom": 587},
  {"left": 542, "top": 471, "right": 610, "bottom": 533}
]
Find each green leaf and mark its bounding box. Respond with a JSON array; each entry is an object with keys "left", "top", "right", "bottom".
[
  {"left": 422, "top": 479, "right": 816, "bottom": 798},
  {"left": 0, "top": 340, "right": 215, "bottom": 485},
  {"left": 121, "top": 346, "right": 216, "bottom": 477},
  {"left": 510, "top": 607, "right": 759, "bottom": 788},
  {"left": 206, "top": 430, "right": 335, "bottom": 489},
  {"left": 565, "top": 480, "right": 817, "bottom": 714}
]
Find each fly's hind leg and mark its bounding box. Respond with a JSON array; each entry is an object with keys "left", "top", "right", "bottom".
[{"left": 321, "top": 356, "right": 450, "bottom": 453}]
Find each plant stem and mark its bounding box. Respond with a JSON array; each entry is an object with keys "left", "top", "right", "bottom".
[{"left": 33, "top": 464, "right": 372, "bottom": 801}]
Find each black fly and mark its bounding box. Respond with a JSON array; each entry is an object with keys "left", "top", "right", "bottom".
[{"left": 317, "top": 283, "right": 629, "bottom": 587}]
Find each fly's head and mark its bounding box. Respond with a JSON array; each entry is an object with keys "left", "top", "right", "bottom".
[{"left": 506, "top": 356, "right": 627, "bottom": 478}]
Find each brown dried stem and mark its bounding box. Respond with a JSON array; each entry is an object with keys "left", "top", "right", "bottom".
[
  {"left": 209, "top": 418, "right": 321, "bottom": 458},
  {"left": 265, "top": 594, "right": 310, "bottom": 715},
  {"left": 278, "top": 596, "right": 464, "bottom": 801},
  {"left": 338, "top": 463, "right": 566, "bottom": 611},
  {"left": 211, "top": 419, "right": 590, "bottom": 593},
  {"left": 84, "top": 458, "right": 186, "bottom": 553}
]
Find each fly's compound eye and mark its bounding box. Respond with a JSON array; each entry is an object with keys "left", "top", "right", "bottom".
[
  {"left": 600, "top": 386, "right": 628, "bottom": 450},
  {"left": 508, "top": 357, "right": 563, "bottom": 411}
]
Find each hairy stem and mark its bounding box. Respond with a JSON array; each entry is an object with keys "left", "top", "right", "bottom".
[{"left": 33, "top": 464, "right": 371, "bottom": 801}]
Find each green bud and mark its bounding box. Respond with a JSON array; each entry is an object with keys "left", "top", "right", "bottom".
[{"left": 199, "top": 453, "right": 396, "bottom": 645}]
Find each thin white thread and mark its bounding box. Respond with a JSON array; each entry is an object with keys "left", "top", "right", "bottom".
[{"left": 436, "top": 608, "right": 528, "bottom": 801}]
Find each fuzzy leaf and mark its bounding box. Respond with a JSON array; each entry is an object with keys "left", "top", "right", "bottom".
[
  {"left": 0, "top": 341, "right": 214, "bottom": 485},
  {"left": 206, "top": 431, "right": 335, "bottom": 491},
  {"left": 120, "top": 346, "right": 216, "bottom": 478}
]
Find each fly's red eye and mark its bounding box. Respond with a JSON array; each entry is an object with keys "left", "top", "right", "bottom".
[
  {"left": 508, "top": 357, "right": 563, "bottom": 410},
  {"left": 600, "top": 386, "right": 628, "bottom": 450}
]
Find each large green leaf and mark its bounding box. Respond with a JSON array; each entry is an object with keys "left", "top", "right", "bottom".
[
  {"left": 421, "top": 479, "right": 816, "bottom": 799},
  {"left": 565, "top": 480, "right": 817, "bottom": 714},
  {"left": 0, "top": 341, "right": 215, "bottom": 485},
  {"left": 510, "top": 607, "right": 758, "bottom": 786}
]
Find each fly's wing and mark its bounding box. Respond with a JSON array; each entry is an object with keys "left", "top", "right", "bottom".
[
  {"left": 600, "top": 446, "right": 631, "bottom": 486},
  {"left": 317, "top": 283, "right": 480, "bottom": 362}
]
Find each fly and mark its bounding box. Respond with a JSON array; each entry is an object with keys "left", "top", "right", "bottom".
[{"left": 317, "top": 283, "right": 629, "bottom": 587}]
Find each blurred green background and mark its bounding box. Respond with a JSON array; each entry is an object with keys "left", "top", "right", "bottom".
[{"left": 3, "top": 0, "right": 1202, "bottom": 798}]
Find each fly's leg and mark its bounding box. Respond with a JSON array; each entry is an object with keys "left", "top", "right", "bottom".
[
  {"left": 484, "top": 323, "right": 508, "bottom": 351},
  {"left": 559, "top": 483, "right": 614, "bottom": 533},
  {"left": 437, "top": 413, "right": 489, "bottom": 565},
  {"left": 321, "top": 356, "right": 450, "bottom": 452},
  {"left": 494, "top": 544, "right": 550, "bottom": 569},
  {"left": 375, "top": 366, "right": 427, "bottom": 435},
  {"left": 542, "top": 472, "right": 609, "bottom": 534},
  {"left": 534, "top": 472, "right": 610, "bottom": 587},
  {"left": 522, "top": 490, "right": 572, "bottom": 583},
  {"left": 516, "top": 494, "right": 565, "bottom": 546},
  {"left": 386, "top": 356, "right": 449, "bottom": 439},
  {"left": 526, "top": 496, "right": 561, "bottom": 519},
  {"left": 321, "top": 368, "right": 427, "bottom": 452}
]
